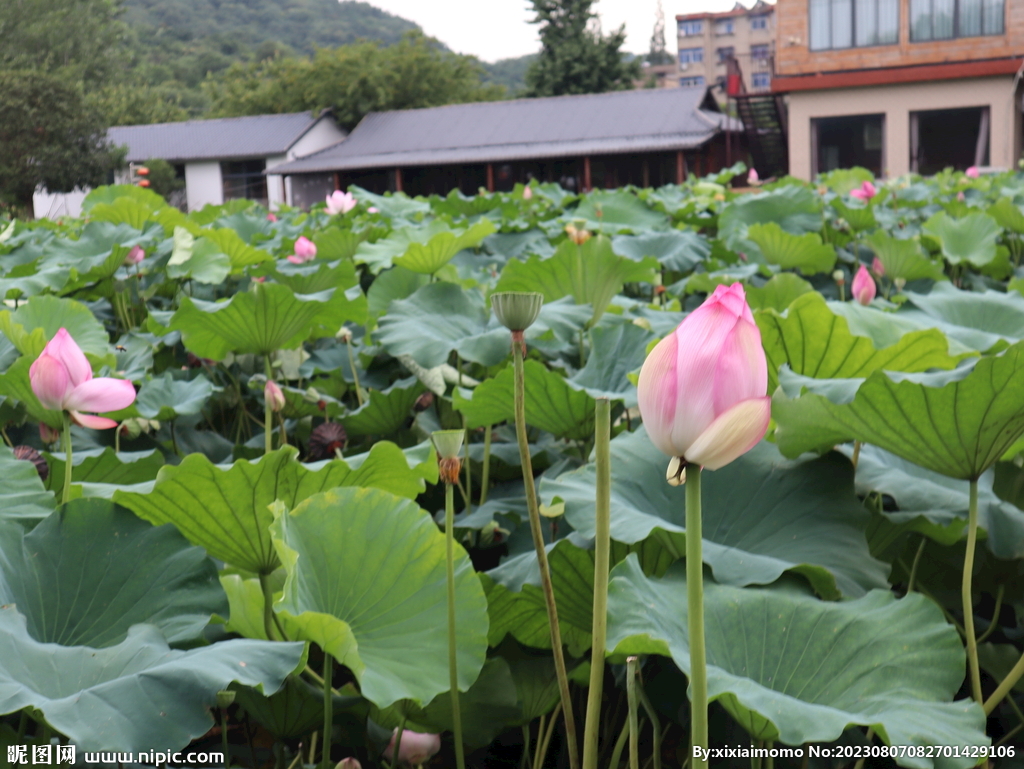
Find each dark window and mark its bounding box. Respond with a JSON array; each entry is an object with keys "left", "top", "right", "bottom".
[
  {"left": 221, "top": 159, "right": 267, "bottom": 204},
  {"left": 813, "top": 114, "right": 885, "bottom": 177},
  {"left": 679, "top": 76, "right": 706, "bottom": 87},
  {"left": 717, "top": 46, "right": 735, "bottom": 62},
  {"left": 678, "top": 20, "right": 704, "bottom": 35},
  {"left": 751, "top": 15, "right": 769, "bottom": 28},
  {"left": 810, "top": 0, "right": 899, "bottom": 49},
  {"left": 910, "top": 0, "right": 1004, "bottom": 40},
  {"left": 752, "top": 72, "right": 771, "bottom": 90},
  {"left": 751, "top": 44, "right": 770, "bottom": 59},
  {"left": 716, "top": 19, "right": 735, "bottom": 34},
  {"left": 911, "top": 107, "right": 990, "bottom": 174},
  {"left": 679, "top": 47, "right": 704, "bottom": 63}
]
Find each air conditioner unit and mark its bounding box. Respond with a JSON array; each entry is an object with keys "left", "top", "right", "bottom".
[{"left": 681, "top": 62, "right": 690, "bottom": 70}]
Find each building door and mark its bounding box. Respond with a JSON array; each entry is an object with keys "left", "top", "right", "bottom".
[
  {"left": 812, "top": 114, "right": 885, "bottom": 177},
  {"left": 910, "top": 107, "right": 990, "bottom": 175}
]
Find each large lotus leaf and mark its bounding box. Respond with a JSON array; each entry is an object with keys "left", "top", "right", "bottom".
[
  {"left": 0, "top": 294, "right": 111, "bottom": 359},
  {"left": 571, "top": 189, "right": 669, "bottom": 233},
  {"left": 115, "top": 444, "right": 428, "bottom": 574},
  {"left": 606, "top": 557, "right": 987, "bottom": 765},
  {"left": 82, "top": 184, "right": 167, "bottom": 213},
  {"left": 169, "top": 282, "right": 367, "bottom": 360},
  {"left": 746, "top": 222, "right": 836, "bottom": 275},
  {"left": 744, "top": 273, "right": 813, "bottom": 312},
  {"left": 366, "top": 265, "right": 431, "bottom": 317},
  {"left": 232, "top": 676, "right": 331, "bottom": 740},
  {"left": 453, "top": 359, "right": 597, "bottom": 440},
  {"left": 376, "top": 282, "right": 509, "bottom": 368},
  {"left": 313, "top": 227, "right": 363, "bottom": 262},
  {"left": 40, "top": 221, "right": 147, "bottom": 275},
  {"left": 0, "top": 606, "right": 303, "bottom": 752},
  {"left": 341, "top": 376, "right": 425, "bottom": 437},
  {"left": 756, "top": 292, "right": 966, "bottom": 391},
  {"left": 0, "top": 445, "right": 55, "bottom": 523},
  {"left": 202, "top": 227, "right": 274, "bottom": 268},
  {"left": 611, "top": 230, "right": 710, "bottom": 271},
  {"left": 718, "top": 184, "right": 822, "bottom": 254},
  {"left": 46, "top": 448, "right": 164, "bottom": 492},
  {"left": 0, "top": 499, "right": 225, "bottom": 647},
  {"left": 500, "top": 651, "right": 560, "bottom": 722},
  {"left": 351, "top": 186, "right": 431, "bottom": 220},
  {"left": 356, "top": 220, "right": 483, "bottom": 274},
  {"left": 567, "top": 319, "right": 655, "bottom": 406},
  {"left": 166, "top": 236, "right": 232, "bottom": 284},
  {"left": 827, "top": 300, "right": 984, "bottom": 356},
  {"left": 495, "top": 236, "right": 657, "bottom": 326},
  {"left": 260, "top": 260, "right": 359, "bottom": 295},
  {"left": 988, "top": 197, "right": 1024, "bottom": 234},
  {"left": 922, "top": 211, "right": 1002, "bottom": 267},
  {"left": 543, "top": 429, "right": 886, "bottom": 599},
  {"left": 830, "top": 198, "right": 877, "bottom": 231},
  {"left": 866, "top": 230, "right": 944, "bottom": 281},
  {"left": 103, "top": 372, "right": 215, "bottom": 422},
  {"left": 902, "top": 284, "right": 1024, "bottom": 351},
  {"left": 852, "top": 444, "right": 1024, "bottom": 558},
  {"left": 393, "top": 219, "right": 496, "bottom": 274},
  {"left": 773, "top": 344, "right": 1024, "bottom": 479},
  {"left": 270, "top": 487, "right": 489, "bottom": 708},
  {"left": 88, "top": 197, "right": 154, "bottom": 230}
]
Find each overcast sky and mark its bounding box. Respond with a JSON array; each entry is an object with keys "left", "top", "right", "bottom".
[{"left": 358, "top": 0, "right": 757, "bottom": 62}]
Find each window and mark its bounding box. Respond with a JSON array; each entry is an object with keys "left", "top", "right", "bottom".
[
  {"left": 679, "top": 76, "right": 706, "bottom": 87},
  {"left": 911, "top": 107, "right": 990, "bottom": 174},
  {"left": 809, "top": 0, "right": 898, "bottom": 49},
  {"left": 679, "top": 47, "right": 704, "bottom": 63},
  {"left": 716, "top": 19, "right": 735, "bottom": 34},
  {"left": 910, "top": 0, "right": 1004, "bottom": 40},
  {"left": 752, "top": 72, "right": 771, "bottom": 90},
  {"left": 813, "top": 114, "right": 885, "bottom": 176},
  {"left": 717, "top": 46, "right": 735, "bottom": 63},
  {"left": 750, "top": 44, "right": 770, "bottom": 60},
  {"left": 678, "top": 20, "right": 704, "bottom": 35},
  {"left": 221, "top": 159, "right": 267, "bottom": 204},
  {"left": 751, "top": 15, "right": 769, "bottom": 28}
]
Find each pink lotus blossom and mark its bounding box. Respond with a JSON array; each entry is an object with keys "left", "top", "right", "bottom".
[
  {"left": 957, "top": 191, "right": 966, "bottom": 201},
  {"left": 383, "top": 730, "right": 441, "bottom": 766},
  {"left": 851, "top": 264, "right": 876, "bottom": 305},
  {"left": 267, "top": 213, "right": 277, "bottom": 222},
  {"left": 871, "top": 256, "right": 885, "bottom": 277},
  {"left": 326, "top": 190, "right": 357, "bottom": 215},
  {"left": 747, "top": 167, "right": 760, "bottom": 185},
  {"left": 966, "top": 166, "right": 980, "bottom": 178},
  {"left": 637, "top": 283, "right": 769, "bottom": 471},
  {"left": 29, "top": 328, "right": 136, "bottom": 429},
  {"left": 850, "top": 180, "right": 877, "bottom": 201},
  {"left": 335, "top": 760, "right": 361, "bottom": 769},
  {"left": 523, "top": 185, "right": 533, "bottom": 200},
  {"left": 265, "top": 380, "right": 286, "bottom": 412},
  {"left": 124, "top": 245, "right": 145, "bottom": 266},
  {"left": 367, "top": 206, "right": 380, "bottom": 214},
  {"left": 286, "top": 236, "right": 317, "bottom": 264}
]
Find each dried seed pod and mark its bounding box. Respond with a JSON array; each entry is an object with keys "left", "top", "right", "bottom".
[
  {"left": 306, "top": 422, "right": 347, "bottom": 461},
  {"left": 413, "top": 391, "right": 435, "bottom": 412},
  {"left": 13, "top": 445, "right": 49, "bottom": 482}
]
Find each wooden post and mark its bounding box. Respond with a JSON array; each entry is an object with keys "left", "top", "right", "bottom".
[
  {"left": 642, "top": 159, "right": 650, "bottom": 188},
  {"left": 394, "top": 168, "right": 403, "bottom": 193},
  {"left": 333, "top": 172, "right": 340, "bottom": 191},
  {"left": 583, "top": 157, "right": 592, "bottom": 191},
  {"left": 486, "top": 163, "right": 495, "bottom": 192},
  {"left": 676, "top": 151, "right": 684, "bottom": 184}
]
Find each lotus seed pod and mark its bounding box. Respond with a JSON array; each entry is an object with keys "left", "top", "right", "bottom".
[
  {"left": 491, "top": 291, "right": 544, "bottom": 332},
  {"left": 432, "top": 429, "right": 465, "bottom": 460},
  {"left": 336, "top": 326, "right": 353, "bottom": 343},
  {"left": 216, "top": 690, "right": 235, "bottom": 708},
  {"left": 832, "top": 269, "right": 845, "bottom": 284}
]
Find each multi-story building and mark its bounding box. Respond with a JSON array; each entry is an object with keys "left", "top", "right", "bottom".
[
  {"left": 772, "top": 0, "right": 1023, "bottom": 178},
  {"left": 675, "top": 1, "right": 775, "bottom": 97}
]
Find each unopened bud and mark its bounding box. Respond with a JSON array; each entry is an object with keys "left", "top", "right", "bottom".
[
  {"left": 335, "top": 760, "right": 362, "bottom": 769},
  {"left": 118, "top": 419, "right": 143, "bottom": 440},
  {"left": 265, "top": 380, "right": 286, "bottom": 412},
  {"left": 522, "top": 186, "right": 533, "bottom": 200},
  {"left": 39, "top": 422, "right": 60, "bottom": 444}
]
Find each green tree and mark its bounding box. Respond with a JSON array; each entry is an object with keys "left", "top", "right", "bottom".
[
  {"left": 524, "top": 0, "right": 641, "bottom": 97},
  {"left": 647, "top": 0, "right": 675, "bottom": 65},
  {"left": 0, "top": 71, "right": 124, "bottom": 214},
  {"left": 139, "top": 158, "right": 185, "bottom": 199}
]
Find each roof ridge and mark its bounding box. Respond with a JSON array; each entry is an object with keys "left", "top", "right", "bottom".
[{"left": 108, "top": 111, "right": 318, "bottom": 131}]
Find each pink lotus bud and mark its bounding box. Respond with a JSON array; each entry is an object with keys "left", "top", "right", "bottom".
[
  {"left": 124, "top": 245, "right": 145, "bottom": 266},
  {"left": 265, "top": 380, "right": 286, "bottom": 412},
  {"left": 747, "top": 167, "right": 759, "bottom": 185},
  {"left": 957, "top": 191, "right": 965, "bottom": 201},
  {"left": 636, "top": 283, "right": 770, "bottom": 472},
  {"left": 325, "top": 190, "right": 357, "bottom": 215},
  {"left": 523, "top": 185, "right": 533, "bottom": 200},
  {"left": 382, "top": 730, "right": 441, "bottom": 766},
  {"left": 267, "top": 213, "right": 277, "bottom": 222},
  {"left": 871, "top": 256, "right": 884, "bottom": 277},
  {"left": 850, "top": 180, "right": 877, "bottom": 201},
  {"left": 39, "top": 422, "right": 60, "bottom": 444},
  {"left": 851, "top": 264, "right": 876, "bottom": 306},
  {"left": 287, "top": 236, "right": 317, "bottom": 264},
  {"left": 28, "top": 328, "right": 136, "bottom": 429},
  {"left": 966, "top": 166, "right": 980, "bottom": 178},
  {"left": 335, "top": 759, "right": 361, "bottom": 769},
  {"left": 367, "top": 206, "right": 379, "bottom": 214}
]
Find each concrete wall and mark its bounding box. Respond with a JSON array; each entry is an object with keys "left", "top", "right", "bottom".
[
  {"left": 32, "top": 188, "right": 88, "bottom": 219},
  {"left": 787, "top": 75, "right": 1022, "bottom": 179},
  {"left": 185, "top": 162, "right": 223, "bottom": 211},
  {"left": 271, "top": 117, "right": 347, "bottom": 206}
]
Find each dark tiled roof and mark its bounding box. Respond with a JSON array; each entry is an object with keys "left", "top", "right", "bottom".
[
  {"left": 108, "top": 112, "right": 326, "bottom": 163},
  {"left": 272, "top": 87, "right": 738, "bottom": 175}
]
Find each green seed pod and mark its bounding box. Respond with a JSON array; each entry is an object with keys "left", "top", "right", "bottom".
[
  {"left": 431, "top": 429, "right": 465, "bottom": 460},
  {"left": 491, "top": 291, "right": 544, "bottom": 332},
  {"left": 216, "top": 690, "right": 236, "bottom": 708}
]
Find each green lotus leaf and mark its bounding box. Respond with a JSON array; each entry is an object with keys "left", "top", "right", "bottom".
[
  {"left": 351, "top": 186, "right": 431, "bottom": 220},
  {"left": 166, "top": 236, "right": 232, "bottom": 284},
  {"left": 567, "top": 319, "right": 655, "bottom": 406},
  {"left": 0, "top": 606, "right": 302, "bottom": 752},
  {"left": 0, "top": 444, "right": 55, "bottom": 523},
  {"left": 901, "top": 283, "right": 1024, "bottom": 351},
  {"left": 232, "top": 676, "right": 336, "bottom": 740},
  {"left": 744, "top": 273, "right": 813, "bottom": 312},
  {"left": 366, "top": 265, "right": 431, "bottom": 317},
  {"left": 606, "top": 556, "right": 987, "bottom": 763},
  {"left": 0, "top": 294, "right": 111, "bottom": 359},
  {"left": 495, "top": 235, "right": 657, "bottom": 326},
  {"left": 202, "top": 227, "right": 274, "bottom": 268},
  {"left": 454, "top": 358, "right": 597, "bottom": 440},
  {"left": 270, "top": 487, "right": 489, "bottom": 708},
  {"left": 756, "top": 292, "right": 966, "bottom": 391},
  {"left": 312, "top": 227, "right": 364, "bottom": 262},
  {"left": 922, "top": 211, "right": 1003, "bottom": 267},
  {"left": 103, "top": 371, "right": 215, "bottom": 422},
  {"left": 718, "top": 184, "right": 823, "bottom": 255},
  {"left": 393, "top": 219, "right": 495, "bottom": 274},
  {"left": 746, "top": 222, "right": 837, "bottom": 275},
  {"left": 82, "top": 184, "right": 167, "bottom": 214},
  {"left": 376, "top": 282, "right": 510, "bottom": 368},
  {"left": 571, "top": 189, "right": 669, "bottom": 233},
  {"left": 866, "top": 230, "right": 944, "bottom": 281},
  {"left": 46, "top": 448, "right": 164, "bottom": 492},
  {"left": 169, "top": 282, "right": 367, "bottom": 360},
  {"left": 830, "top": 198, "right": 877, "bottom": 231},
  {"left": 341, "top": 376, "right": 425, "bottom": 437},
  {"left": 988, "top": 197, "right": 1024, "bottom": 234},
  {"left": 542, "top": 429, "right": 887, "bottom": 599},
  {"left": 773, "top": 343, "right": 1024, "bottom": 479},
  {"left": 115, "top": 444, "right": 428, "bottom": 574},
  {"left": 260, "top": 259, "right": 359, "bottom": 295},
  {"left": 88, "top": 197, "right": 154, "bottom": 230},
  {"left": 500, "top": 651, "right": 560, "bottom": 723},
  {"left": 40, "top": 221, "right": 147, "bottom": 278},
  {"left": 611, "top": 230, "right": 710, "bottom": 271},
  {"left": 0, "top": 499, "right": 225, "bottom": 646}
]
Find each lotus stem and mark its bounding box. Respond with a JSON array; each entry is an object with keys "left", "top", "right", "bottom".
[
  {"left": 221, "top": 707, "right": 230, "bottom": 768},
  {"left": 686, "top": 464, "right": 709, "bottom": 769},
  {"left": 963, "top": 478, "right": 984, "bottom": 703},
  {"left": 583, "top": 399, "right": 612, "bottom": 769},
  {"left": 392, "top": 717, "right": 406, "bottom": 769},
  {"left": 985, "top": 645, "right": 1024, "bottom": 715},
  {"left": 627, "top": 656, "right": 640, "bottom": 769},
  {"left": 258, "top": 572, "right": 277, "bottom": 642},
  {"left": 977, "top": 584, "right": 1005, "bottom": 644},
  {"left": 463, "top": 419, "right": 472, "bottom": 519},
  {"left": 608, "top": 717, "right": 630, "bottom": 769},
  {"left": 321, "top": 653, "right": 332, "bottom": 769},
  {"left": 511, "top": 331, "right": 580, "bottom": 769},
  {"left": 520, "top": 724, "right": 532, "bottom": 769},
  {"left": 344, "top": 337, "right": 364, "bottom": 407},
  {"left": 906, "top": 536, "right": 927, "bottom": 595},
  {"left": 264, "top": 355, "right": 274, "bottom": 456},
  {"left": 637, "top": 684, "right": 662, "bottom": 769},
  {"left": 445, "top": 481, "right": 467, "bottom": 769},
  {"left": 480, "top": 426, "right": 492, "bottom": 505},
  {"left": 61, "top": 413, "right": 72, "bottom": 506},
  {"left": 535, "top": 700, "right": 562, "bottom": 769},
  {"left": 851, "top": 440, "right": 861, "bottom": 469}
]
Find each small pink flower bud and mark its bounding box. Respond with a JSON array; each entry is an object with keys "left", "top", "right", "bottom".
[
  {"left": 871, "top": 256, "right": 885, "bottom": 277},
  {"left": 747, "top": 167, "right": 759, "bottom": 185},
  {"left": 39, "top": 422, "right": 60, "bottom": 444},
  {"left": 124, "top": 245, "right": 145, "bottom": 266},
  {"left": 966, "top": 166, "right": 980, "bottom": 178},
  {"left": 265, "top": 380, "right": 286, "bottom": 412},
  {"left": 850, "top": 180, "right": 877, "bottom": 201},
  {"left": 287, "top": 236, "right": 317, "bottom": 264},
  {"left": 523, "top": 185, "right": 533, "bottom": 200},
  {"left": 383, "top": 730, "right": 441, "bottom": 766},
  {"left": 267, "top": 213, "right": 278, "bottom": 222},
  {"left": 851, "top": 264, "right": 877, "bottom": 305},
  {"left": 367, "top": 206, "right": 379, "bottom": 214}
]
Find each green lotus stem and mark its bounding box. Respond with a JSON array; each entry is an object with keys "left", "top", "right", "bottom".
[
  {"left": 535, "top": 701, "right": 562, "bottom": 769},
  {"left": 626, "top": 656, "right": 639, "bottom": 769},
  {"left": 479, "top": 426, "right": 492, "bottom": 505},
  {"left": 221, "top": 707, "right": 230, "bottom": 768},
  {"left": 686, "top": 464, "right": 709, "bottom": 769},
  {"left": 445, "top": 481, "right": 467, "bottom": 769},
  {"left": 114, "top": 423, "right": 121, "bottom": 454},
  {"left": 392, "top": 716, "right": 407, "bottom": 769},
  {"left": 765, "top": 741, "right": 774, "bottom": 769},
  {"left": 851, "top": 440, "right": 861, "bottom": 469},
  {"left": 582, "top": 398, "right": 612, "bottom": 769},
  {"left": 607, "top": 717, "right": 630, "bottom": 769},
  {"left": 851, "top": 729, "right": 873, "bottom": 769},
  {"left": 963, "top": 478, "right": 983, "bottom": 703},
  {"left": 637, "top": 684, "right": 662, "bottom": 769},
  {"left": 463, "top": 420, "right": 472, "bottom": 518},
  {"left": 977, "top": 584, "right": 1005, "bottom": 644},
  {"left": 61, "top": 413, "right": 73, "bottom": 506},
  {"left": 512, "top": 333, "right": 580, "bottom": 769},
  {"left": 321, "top": 653, "right": 332, "bottom": 769},
  {"left": 984, "top": 645, "right": 1024, "bottom": 715},
  {"left": 258, "top": 572, "right": 277, "bottom": 642},
  {"left": 906, "top": 536, "right": 927, "bottom": 594},
  {"left": 520, "top": 724, "right": 532, "bottom": 769},
  {"left": 264, "top": 355, "right": 274, "bottom": 455},
  {"left": 344, "top": 337, "right": 364, "bottom": 407}
]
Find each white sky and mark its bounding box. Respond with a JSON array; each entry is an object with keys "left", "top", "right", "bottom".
[{"left": 356, "top": 0, "right": 755, "bottom": 63}]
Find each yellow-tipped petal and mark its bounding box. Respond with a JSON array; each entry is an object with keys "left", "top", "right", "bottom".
[{"left": 684, "top": 397, "right": 771, "bottom": 471}]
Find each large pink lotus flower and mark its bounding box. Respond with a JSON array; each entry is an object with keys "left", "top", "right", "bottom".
[
  {"left": 966, "top": 166, "right": 980, "bottom": 178},
  {"left": 286, "top": 236, "right": 317, "bottom": 264},
  {"left": 637, "top": 283, "right": 770, "bottom": 471},
  {"left": 851, "top": 264, "right": 876, "bottom": 305},
  {"left": 382, "top": 730, "right": 441, "bottom": 765},
  {"left": 325, "top": 190, "right": 357, "bottom": 215},
  {"left": 850, "top": 180, "right": 877, "bottom": 201},
  {"left": 29, "top": 328, "right": 136, "bottom": 429}
]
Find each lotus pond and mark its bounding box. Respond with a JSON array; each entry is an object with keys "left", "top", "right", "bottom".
[{"left": 4, "top": 165, "right": 1024, "bottom": 768}]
